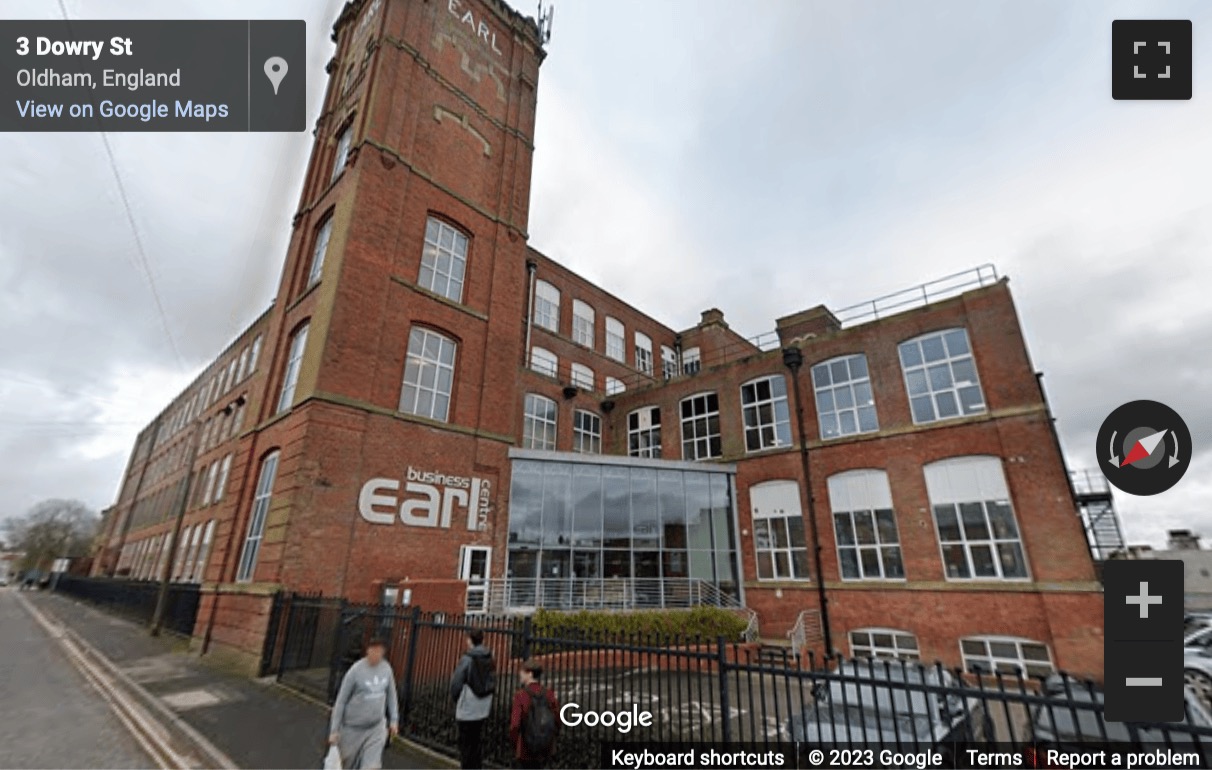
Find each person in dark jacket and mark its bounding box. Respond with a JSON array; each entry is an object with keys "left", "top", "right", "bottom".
[
  {"left": 450, "top": 628, "right": 494, "bottom": 769},
  {"left": 509, "top": 660, "right": 560, "bottom": 769}
]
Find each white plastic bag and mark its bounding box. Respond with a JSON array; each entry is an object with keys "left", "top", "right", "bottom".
[{"left": 323, "top": 745, "right": 342, "bottom": 770}]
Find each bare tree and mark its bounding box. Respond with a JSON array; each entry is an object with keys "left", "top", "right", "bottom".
[{"left": 2, "top": 499, "right": 98, "bottom": 572}]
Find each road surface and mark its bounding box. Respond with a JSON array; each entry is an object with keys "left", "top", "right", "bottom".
[{"left": 0, "top": 587, "right": 153, "bottom": 769}]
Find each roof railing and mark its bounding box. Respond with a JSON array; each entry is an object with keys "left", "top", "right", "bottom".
[{"left": 833, "top": 264, "right": 1000, "bottom": 328}]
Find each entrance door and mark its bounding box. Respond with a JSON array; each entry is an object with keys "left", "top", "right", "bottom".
[{"left": 459, "top": 546, "right": 492, "bottom": 613}]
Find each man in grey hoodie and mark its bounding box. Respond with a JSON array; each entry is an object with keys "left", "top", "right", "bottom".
[
  {"left": 329, "top": 637, "right": 399, "bottom": 769},
  {"left": 449, "top": 628, "right": 494, "bottom": 769}
]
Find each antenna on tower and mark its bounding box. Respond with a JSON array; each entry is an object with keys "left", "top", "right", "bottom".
[{"left": 536, "top": 0, "right": 554, "bottom": 44}]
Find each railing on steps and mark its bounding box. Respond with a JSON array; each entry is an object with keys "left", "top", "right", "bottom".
[
  {"left": 787, "top": 608, "right": 823, "bottom": 652},
  {"left": 476, "top": 577, "right": 746, "bottom": 614}
]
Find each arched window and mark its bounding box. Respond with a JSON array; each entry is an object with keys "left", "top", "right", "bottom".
[
  {"left": 276, "top": 322, "right": 310, "bottom": 414},
  {"left": 419, "top": 217, "right": 469, "bottom": 302},
  {"left": 236, "top": 451, "right": 280, "bottom": 583},
  {"left": 925, "top": 456, "right": 1027, "bottom": 580},
  {"left": 899, "top": 328, "right": 985, "bottom": 424},
  {"left": 523, "top": 394, "right": 557, "bottom": 450},
  {"left": 828, "top": 470, "right": 904, "bottom": 580},
  {"left": 400, "top": 327, "right": 457, "bottom": 422}
]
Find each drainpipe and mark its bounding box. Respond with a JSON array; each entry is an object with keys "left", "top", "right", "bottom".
[
  {"left": 782, "top": 346, "right": 834, "bottom": 657},
  {"left": 523, "top": 259, "right": 537, "bottom": 366}
]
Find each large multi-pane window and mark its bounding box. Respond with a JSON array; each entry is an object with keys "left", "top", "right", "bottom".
[
  {"left": 530, "top": 347, "right": 558, "bottom": 378},
  {"left": 605, "top": 377, "right": 625, "bottom": 396},
  {"left": 534, "top": 280, "right": 560, "bottom": 332},
  {"left": 573, "top": 410, "right": 601, "bottom": 454},
  {"left": 236, "top": 451, "right": 279, "bottom": 583},
  {"left": 740, "top": 375, "right": 792, "bottom": 451},
  {"left": 572, "top": 300, "right": 595, "bottom": 348},
  {"left": 276, "top": 323, "right": 309, "bottom": 413},
  {"left": 750, "top": 480, "right": 809, "bottom": 580},
  {"left": 634, "top": 332, "right": 653, "bottom": 375},
  {"left": 214, "top": 454, "right": 232, "bottom": 503},
  {"left": 681, "top": 347, "right": 701, "bottom": 375},
  {"left": 419, "top": 218, "right": 469, "bottom": 302},
  {"left": 960, "top": 637, "right": 1053, "bottom": 678},
  {"left": 331, "top": 125, "right": 352, "bottom": 183},
  {"left": 400, "top": 328, "right": 457, "bottom": 422},
  {"left": 523, "top": 394, "right": 557, "bottom": 450},
  {"left": 605, "top": 317, "right": 625, "bottom": 361},
  {"left": 192, "top": 520, "right": 215, "bottom": 583},
  {"left": 925, "top": 456, "right": 1027, "bottom": 580},
  {"left": 813, "top": 354, "right": 878, "bottom": 439},
  {"left": 661, "top": 346, "right": 678, "bottom": 379},
  {"left": 181, "top": 525, "right": 203, "bottom": 583},
  {"left": 506, "top": 457, "right": 739, "bottom": 608},
  {"left": 248, "top": 335, "right": 263, "bottom": 374},
  {"left": 627, "top": 406, "right": 661, "bottom": 458},
  {"left": 828, "top": 469, "right": 905, "bottom": 580},
  {"left": 899, "top": 328, "right": 985, "bottom": 424},
  {"left": 679, "top": 393, "right": 721, "bottom": 461},
  {"left": 306, "top": 216, "right": 333, "bottom": 288},
  {"left": 850, "top": 629, "right": 921, "bottom": 661},
  {"left": 570, "top": 363, "right": 594, "bottom": 391}
]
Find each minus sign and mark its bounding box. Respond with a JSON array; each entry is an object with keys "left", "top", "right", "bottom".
[{"left": 1126, "top": 677, "right": 1163, "bottom": 686}]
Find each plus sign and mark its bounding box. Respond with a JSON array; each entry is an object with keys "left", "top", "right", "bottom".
[{"left": 1126, "top": 581, "right": 1163, "bottom": 619}]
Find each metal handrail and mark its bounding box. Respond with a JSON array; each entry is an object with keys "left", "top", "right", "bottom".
[
  {"left": 478, "top": 577, "right": 746, "bottom": 614},
  {"left": 787, "top": 608, "right": 823, "bottom": 651},
  {"left": 833, "top": 264, "right": 1000, "bottom": 328}
]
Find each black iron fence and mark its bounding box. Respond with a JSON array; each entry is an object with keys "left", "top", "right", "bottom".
[
  {"left": 262, "top": 596, "right": 1212, "bottom": 769},
  {"left": 52, "top": 574, "right": 201, "bottom": 637}
]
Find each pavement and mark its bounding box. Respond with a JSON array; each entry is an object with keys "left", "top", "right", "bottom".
[
  {"left": 13, "top": 588, "right": 455, "bottom": 770},
  {"left": 0, "top": 587, "right": 152, "bottom": 769}
]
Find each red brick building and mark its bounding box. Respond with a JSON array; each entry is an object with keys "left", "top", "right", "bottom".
[{"left": 91, "top": 0, "right": 1102, "bottom": 679}]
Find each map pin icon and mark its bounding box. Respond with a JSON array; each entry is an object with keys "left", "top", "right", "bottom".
[{"left": 264, "top": 57, "right": 288, "bottom": 95}]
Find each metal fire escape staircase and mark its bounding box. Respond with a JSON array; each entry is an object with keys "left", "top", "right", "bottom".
[{"left": 1071, "top": 469, "right": 1126, "bottom": 561}]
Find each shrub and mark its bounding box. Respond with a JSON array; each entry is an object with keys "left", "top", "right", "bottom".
[{"left": 531, "top": 606, "right": 747, "bottom": 643}]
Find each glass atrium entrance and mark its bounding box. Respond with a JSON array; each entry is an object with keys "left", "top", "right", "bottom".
[{"left": 503, "top": 450, "right": 741, "bottom": 612}]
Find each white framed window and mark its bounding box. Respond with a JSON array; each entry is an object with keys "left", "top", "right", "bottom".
[
  {"left": 627, "top": 406, "right": 661, "bottom": 458},
  {"left": 202, "top": 462, "right": 219, "bottom": 506},
  {"left": 400, "top": 327, "right": 457, "bottom": 422},
  {"left": 605, "top": 377, "right": 626, "bottom": 396},
  {"left": 899, "top": 329, "right": 985, "bottom": 424},
  {"left": 681, "top": 347, "right": 701, "bottom": 375},
  {"left": 605, "top": 317, "right": 625, "bottom": 361},
  {"left": 925, "top": 456, "right": 1028, "bottom": 580},
  {"left": 960, "top": 636, "right": 1053, "bottom": 678},
  {"left": 237, "top": 451, "right": 280, "bottom": 583},
  {"left": 276, "top": 323, "right": 310, "bottom": 414},
  {"left": 741, "top": 375, "right": 792, "bottom": 452},
  {"left": 173, "top": 525, "right": 193, "bottom": 581},
  {"left": 572, "top": 300, "right": 595, "bottom": 348},
  {"left": 182, "top": 525, "right": 203, "bottom": 583},
  {"left": 232, "top": 401, "right": 246, "bottom": 436},
  {"left": 192, "top": 520, "right": 215, "bottom": 583},
  {"left": 813, "top": 354, "right": 878, "bottom": 439},
  {"left": 522, "top": 394, "right": 557, "bottom": 450},
  {"left": 573, "top": 410, "right": 601, "bottom": 454},
  {"left": 214, "top": 454, "right": 233, "bottom": 503},
  {"left": 750, "top": 480, "right": 809, "bottom": 580},
  {"left": 570, "top": 363, "right": 594, "bottom": 391},
  {"left": 634, "top": 332, "right": 653, "bottom": 375},
  {"left": 307, "top": 216, "right": 333, "bottom": 288},
  {"left": 533, "top": 280, "right": 560, "bottom": 332},
  {"left": 248, "top": 335, "right": 263, "bottom": 375},
  {"left": 236, "top": 347, "right": 250, "bottom": 382},
  {"left": 679, "top": 392, "right": 721, "bottom": 461},
  {"left": 828, "top": 470, "right": 905, "bottom": 580},
  {"left": 331, "top": 125, "right": 352, "bottom": 183},
  {"left": 226, "top": 359, "right": 238, "bottom": 393},
  {"left": 419, "top": 217, "right": 469, "bottom": 302},
  {"left": 661, "top": 346, "right": 678, "bottom": 379},
  {"left": 850, "top": 629, "right": 920, "bottom": 662},
  {"left": 529, "top": 346, "right": 558, "bottom": 378}
]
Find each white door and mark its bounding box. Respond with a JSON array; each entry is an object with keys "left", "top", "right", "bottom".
[{"left": 460, "top": 546, "right": 492, "bottom": 613}]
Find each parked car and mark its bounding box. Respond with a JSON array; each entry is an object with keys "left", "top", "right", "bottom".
[
  {"left": 1185, "top": 647, "right": 1212, "bottom": 710},
  {"left": 0, "top": 573, "right": 9, "bottom": 586},
  {"left": 786, "top": 659, "right": 989, "bottom": 764},
  {"left": 1030, "top": 674, "right": 1212, "bottom": 763}
]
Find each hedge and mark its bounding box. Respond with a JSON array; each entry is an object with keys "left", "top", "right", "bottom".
[{"left": 531, "top": 605, "right": 748, "bottom": 643}]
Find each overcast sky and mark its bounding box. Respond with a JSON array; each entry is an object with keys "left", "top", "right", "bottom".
[{"left": 1, "top": 0, "right": 1208, "bottom": 550}]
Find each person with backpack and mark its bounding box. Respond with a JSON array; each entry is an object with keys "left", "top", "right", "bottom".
[
  {"left": 449, "top": 628, "right": 495, "bottom": 769},
  {"left": 509, "top": 660, "right": 560, "bottom": 769}
]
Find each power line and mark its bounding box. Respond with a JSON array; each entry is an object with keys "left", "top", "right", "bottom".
[{"left": 55, "top": 0, "right": 183, "bottom": 370}]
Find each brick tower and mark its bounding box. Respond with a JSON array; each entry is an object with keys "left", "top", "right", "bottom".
[{"left": 196, "top": 0, "right": 548, "bottom": 663}]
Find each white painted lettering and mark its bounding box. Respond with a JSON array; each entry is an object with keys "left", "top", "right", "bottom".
[
  {"left": 358, "top": 478, "right": 399, "bottom": 524},
  {"left": 400, "top": 481, "right": 440, "bottom": 527}
]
